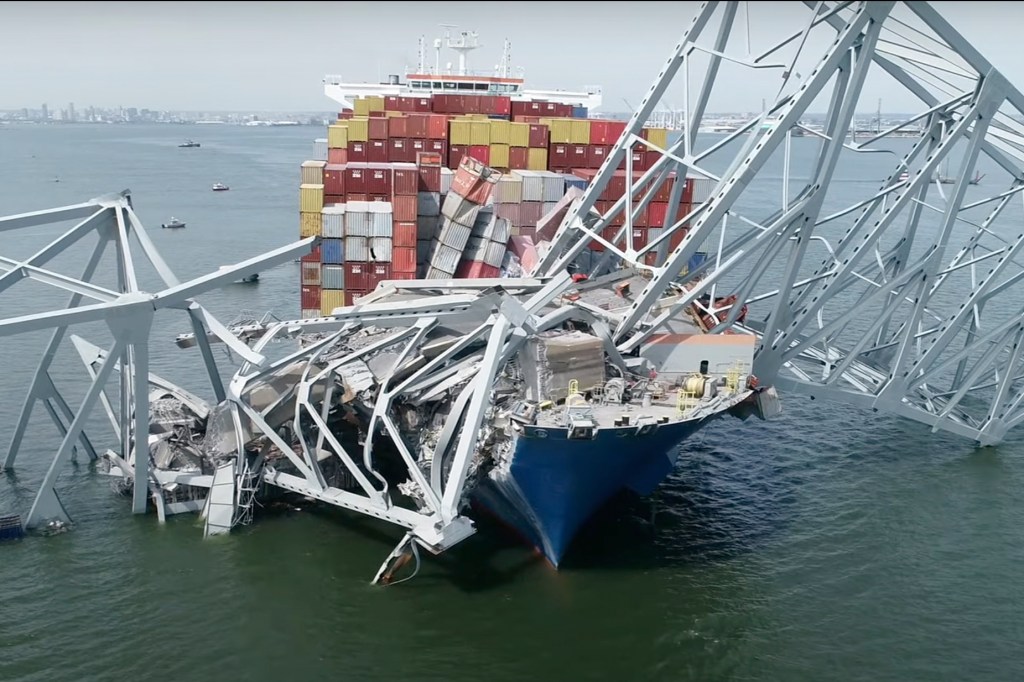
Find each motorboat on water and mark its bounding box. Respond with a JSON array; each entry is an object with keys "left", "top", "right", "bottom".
[
  {"left": 161, "top": 217, "right": 186, "bottom": 229},
  {"left": 178, "top": 140, "right": 200, "bottom": 148},
  {"left": 212, "top": 183, "right": 229, "bottom": 192}
]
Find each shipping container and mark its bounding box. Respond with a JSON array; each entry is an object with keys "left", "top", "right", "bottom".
[
  {"left": 642, "top": 127, "right": 670, "bottom": 149},
  {"left": 368, "top": 262, "right": 392, "bottom": 288},
  {"left": 322, "top": 237, "right": 344, "bottom": 264},
  {"left": 417, "top": 165, "right": 441, "bottom": 193},
  {"left": 449, "top": 120, "right": 472, "bottom": 146},
  {"left": 299, "top": 211, "right": 322, "bottom": 238},
  {"left": 393, "top": 221, "right": 417, "bottom": 247},
  {"left": 427, "top": 114, "right": 448, "bottom": 139},
  {"left": 323, "top": 163, "right": 346, "bottom": 196},
  {"left": 368, "top": 117, "right": 388, "bottom": 141},
  {"left": 370, "top": 209, "right": 393, "bottom": 237},
  {"left": 365, "top": 166, "right": 392, "bottom": 196},
  {"left": 630, "top": 150, "right": 650, "bottom": 172},
  {"left": 327, "top": 124, "right": 349, "bottom": 149},
  {"left": 447, "top": 145, "right": 466, "bottom": 169},
  {"left": 344, "top": 141, "right": 365, "bottom": 163},
  {"left": 440, "top": 167, "right": 454, "bottom": 195},
  {"left": 528, "top": 124, "right": 550, "bottom": 148},
  {"left": 301, "top": 160, "right": 326, "bottom": 185},
  {"left": 648, "top": 202, "right": 670, "bottom": 228},
  {"left": 572, "top": 106, "right": 589, "bottom": 119},
  {"left": 520, "top": 201, "right": 543, "bottom": 227},
  {"left": 588, "top": 145, "right": 611, "bottom": 169},
  {"left": 322, "top": 264, "right": 345, "bottom": 290},
  {"left": 327, "top": 147, "right": 348, "bottom": 164},
  {"left": 508, "top": 123, "right": 530, "bottom": 147},
  {"left": 354, "top": 99, "right": 370, "bottom": 117},
  {"left": 301, "top": 308, "right": 321, "bottom": 320},
  {"left": 345, "top": 202, "right": 370, "bottom": 236},
  {"left": 347, "top": 117, "right": 369, "bottom": 142},
  {"left": 416, "top": 191, "right": 441, "bottom": 216},
  {"left": 589, "top": 119, "right": 627, "bottom": 145},
  {"left": 527, "top": 148, "right": 548, "bottom": 170},
  {"left": 426, "top": 139, "right": 448, "bottom": 160},
  {"left": 689, "top": 175, "right": 715, "bottom": 202},
  {"left": 429, "top": 241, "right": 463, "bottom": 274},
  {"left": 549, "top": 143, "right": 570, "bottom": 169},
  {"left": 301, "top": 261, "right": 321, "bottom": 286},
  {"left": 344, "top": 167, "right": 367, "bottom": 194},
  {"left": 388, "top": 115, "right": 409, "bottom": 139},
  {"left": 299, "top": 184, "right": 324, "bottom": 213},
  {"left": 468, "top": 145, "right": 490, "bottom": 165},
  {"left": 489, "top": 119, "right": 510, "bottom": 145},
  {"left": 490, "top": 143, "right": 510, "bottom": 168},
  {"left": 494, "top": 201, "right": 521, "bottom": 227},
  {"left": 450, "top": 158, "right": 499, "bottom": 204},
  {"left": 562, "top": 173, "right": 587, "bottom": 192},
  {"left": 370, "top": 237, "right": 393, "bottom": 262},
  {"left": 569, "top": 119, "right": 591, "bottom": 145},
  {"left": 508, "top": 146, "right": 529, "bottom": 170},
  {"left": 313, "top": 138, "right": 328, "bottom": 161},
  {"left": 388, "top": 138, "right": 409, "bottom": 164},
  {"left": 514, "top": 170, "right": 544, "bottom": 202},
  {"left": 301, "top": 285, "right": 321, "bottom": 310},
  {"left": 392, "top": 246, "right": 417, "bottom": 274},
  {"left": 391, "top": 164, "right": 417, "bottom": 195},
  {"left": 343, "top": 290, "right": 364, "bottom": 306},
  {"left": 425, "top": 265, "right": 455, "bottom": 280},
  {"left": 455, "top": 261, "right": 501, "bottom": 279},
  {"left": 345, "top": 262, "right": 369, "bottom": 290},
  {"left": 389, "top": 271, "right": 417, "bottom": 281},
  {"left": 495, "top": 174, "right": 523, "bottom": 204},
  {"left": 437, "top": 220, "right": 472, "bottom": 249},
  {"left": 345, "top": 236, "right": 370, "bottom": 262},
  {"left": 546, "top": 118, "right": 572, "bottom": 144},
  {"left": 538, "top": 171, "right": 566, "bottom": 202},
  {"left": 406, "top": 114, "right": 428, "bottom": 139},
  {"left": 390, "top": 194, "right": 416, "bottom": 222},
  {"left": 321, "top": 289, "right": 346, "bottom": 316},
  {"left": 321, "top": 205, "right": 345, "bottom": 238}
]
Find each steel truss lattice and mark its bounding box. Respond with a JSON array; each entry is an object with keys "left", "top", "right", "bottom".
[
  {"left": 536, "top": 0, "right": 1024, "bottom": 445},
  {"left": 0, "top": 191, "right": 314, "bottom": 526}
]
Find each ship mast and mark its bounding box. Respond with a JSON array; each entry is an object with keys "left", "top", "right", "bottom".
[{"left": 442, "top": 25, "right": 480, "bottom": 76}]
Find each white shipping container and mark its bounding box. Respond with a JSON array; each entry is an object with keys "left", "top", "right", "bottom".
[
  {"left": 321, "top": 205, "right": 345, "bottom": 238},
  {"left": 513, "top": 170, "right": 544, "bottom": 202},
  {"left": 321, "top": 264, "right": 345, "bottom": 290},
  {"left": 425, "top": 266, "right": 455, "bottom": 280},
  {"left": 429, "top": 241, "right": 463, "bottom": 274},
  {"left": 345, "top": 236, "right": 370, "bottom": 262},
  {"left": 313, "top": 139, "right": 327, "bottom": 162},
  {"left": 370, "top": 211, "right": 393, "bottom": 237},
  {"left": 440, "top": 167, "right": 455, "bottom": 195},
  {"left": 345, "top": 210, "right": 370, "bottom": 237},
  {"left": 370, "top": 237, "right": 393, "bottom": 262},
  {"left": 302, "top": 308, "right": 322, "bottom": 319},
  {"left": 538, "top": 171, "right": 566, "bottom": 203},
  {"left": 417, "top": 191, "right": 441, "bottom": 217},
  {"left": 437, "top": 220, "right": 472, "bottom": 250},
  {"left": 367, "top": 201, "right": 392, "bottom": 214},
  {"left": 542, "top": 202, "right": 559, "bottom": 215},
  {"left": 494, "top": 175, "right": 524, "bottom": 204},
  {"left": 442, "top": 192, "right": 481, "bottom": 228},
  {"left": 490, "top": 217, "right": 511, "bottom": 244},
  {"left": 482, "top": 240, "right": 506, "bottom": 267},
  {"left": 689, "top": 176, "right": 716, "bottom": 203}
]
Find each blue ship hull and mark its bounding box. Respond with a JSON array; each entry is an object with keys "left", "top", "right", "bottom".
[{"left": 473, "top": 415, "right": 717, "bottom": 566}]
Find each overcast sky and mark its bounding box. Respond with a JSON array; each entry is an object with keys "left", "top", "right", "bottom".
[{"left": 0, "top": 1, "right": 1016, "bottom": 114}]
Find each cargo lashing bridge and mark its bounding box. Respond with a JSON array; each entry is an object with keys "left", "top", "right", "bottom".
[{"left": 4, "top": 2, "right": 1024, "bottom": 581}]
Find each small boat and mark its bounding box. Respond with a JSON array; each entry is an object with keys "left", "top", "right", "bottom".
[
  {"left": 212, "top": 183, "right": 229, "bottom": 192},
  {"left": 178, "top": 140, "right": 201, "bottom": 148},
  {"left": 161, "top": 217, "right": 186, "bottom": 229}
]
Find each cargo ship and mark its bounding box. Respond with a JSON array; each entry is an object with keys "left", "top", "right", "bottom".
[{"left": 290, "top": 30, "right": 768, "bottom": 569}]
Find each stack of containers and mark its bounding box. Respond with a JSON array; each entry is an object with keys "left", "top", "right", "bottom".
[
  {"left": 426, "top": 157, "right": 500, "bottom": 279},
  {"left": 457, "top": 206, "right": 512, "bottom": 278},
  {"left": 414, "top": 151, "right": 443, "bottom": 276}
]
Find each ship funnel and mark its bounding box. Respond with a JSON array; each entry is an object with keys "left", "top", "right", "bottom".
[{"left": 387, "top": 74, "right": 400, "bottom": 85}]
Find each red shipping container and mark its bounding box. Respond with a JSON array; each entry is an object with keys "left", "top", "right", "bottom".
[
  {"left": 409, "top": 139, "right": 427, "bottom": 159},
  {"left": 369, "top": 262, "right": 392, "bottom": 288},
  {"left": 367, "top": 140, "right": 388, "bottom": 163},
  {"left": 392, "top": 194, "right": 417, "bottom": 222},
  {"left": 427, "top": 139, "right": 448, "bottom": 159},
  {"left": 495, "top": 202, "right": 521, "bottom": 226},
  {"left": 520, "top": 201, "right": 543, "bottom": 227},
  {"left": 427, "top": 114, "right": 449, "bottom": 139},
  {"left": 345, "top": 193, "right": 369, "bottom": 202},
  {"left": 344, "top": 290, "right": 366, "bottom": 307},
  {"left": 325, "top": 193, "right": 344, "bottom": 205},
  {"left": 628, "top": 205, "right": 650, "bottom": 228},
  {"left": 411, "top": 97, "right": 432, "bottom": 113},
  {"left": 387, "top": 138, "right": 406, "bottom": 163},
  {"left": 565, "top": 144, "right": 587, "bottom": 168},
  {"left": 345, "top": 262, "right": 369, "bottom": 289},
  {"left": 508, "top": 147, "right": 529, "bottom": 170},
  {"left": 366, "top": 166, "right": 393, "bottom": 195},
  {"left": 468, "top": 145, "right": 490, "bottom": 165},
  {"left": 327, "top": 148, "right": 348, "bottom": 164},
  {"left": 345, "top": 166, "right": 367, "bottom": 194},
  {"left": 390, "top": 271, "right": 417, "bottom": 280},
  {"left": 629, "top": 150, "right": 650, "bottom": 172},
  {"left": 431, "top": 94, "right": 448, "bottom": 114},
  {"left": 652, "top": 175, "right": 674, "bottom": 203},
  {"left": 392, "top": 246, "right": 417, "bottom": 273},
  {"left": 528, "top": 124, "right": 549, "bottom": 148},
  {"left": 670, "top": 225, "right": 689, "bottom": 250},
  {"left": 587, "top": 145, "right": 610, "bottom": 169},
  {"left": 418, "top": 165, "right": 441, "bottom": 192},
  {"left": 465, "top": 95, "right": 483, "bottom": 114},
  {"left": 393, "top": 166, "right": 418, "bottom": 195},
  {"left": 554, "top": 103, "right": 573, "bottom": 118},
  {"left": 648, "top": 201, "right": 670, "bottom": 228},
  {"left": 393, "top": 221, "right": 417, "bottom": 247},
  {"left": 368, "top": 117, "right": 388, "bottom": 140},
  {"left": 492, "top": 96, "right": 511, "bottom": 117},
  {"left": 301, "top": 245, "right": 321, "bottom": 263},
  {"left": 549, "top": 143, "right": 570, "bottom": 169},
  {"left": 323, "top": 164, "right": 346, "bottom": 196},
  {"left": 338, "top": 110, "right": 354, "bottom": 120},
  {"left": 347, "top": 141, "right": 367, "bottom": 163},
  {"left": 368, "top": 111, "right": 388, "bottom": 118},
  {"left": 682, "top": 178, "right": 695, "bottom": 204},
  {"left": 407, "top": 114, "right": 429, "bottom": 139},
  {"left": 300, "top": 285, "right": 321, "bottom": 310},
  {"left": 416, "top": 151, "right": 443, "bottom": 166},
  {"left": 455, "top": 261, "right": 501, "bottom": 278},
  {"left": 385, "top": 95, "right": 401, "bottom": 111},
  {"left": 511, "top": 101, "right": 538, "bottom": 119},
  {"left": 589, "top": 120, "right": 622, "bottom": 145},
  {"left": 627, "top": 226, "right": 649, "bottom": 249},
  {"left": 448, "top": 145, "right": 467, "bottom": 169},
  {"left": 388, "top": 115, "right": 408, "bottom": 139}
]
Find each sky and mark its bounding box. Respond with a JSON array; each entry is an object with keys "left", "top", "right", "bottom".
[{"left": 0, "top": 1, "right": 1018, "bottom": 114}]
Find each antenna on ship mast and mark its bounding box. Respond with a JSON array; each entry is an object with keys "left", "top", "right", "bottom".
[
  {"left": 417, "top": 35, "right": 426, "bottom": 74},
  {"left": 497, "top": 38, "right": 512, "bottom": 78},
  {"left": 441, "top": 25, "right": 480, "bottom": 76}
]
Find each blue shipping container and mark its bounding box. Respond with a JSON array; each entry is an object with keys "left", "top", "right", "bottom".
[
  {"left": 322, "top": 238, "right": 345, "bottom": 265},
  {"left": 572, "top": 106, "right": 589, "bottom": 119},
  {"left": 561, "top": 174, "right": 588, "bottom": 192},
  {"left": 687, "top": 252, "right": 709, "bottom": 274}
]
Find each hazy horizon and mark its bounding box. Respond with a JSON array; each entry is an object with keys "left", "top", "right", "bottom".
[{"left": 1, "top": 2, "right": 1019, "bottom": 114}]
